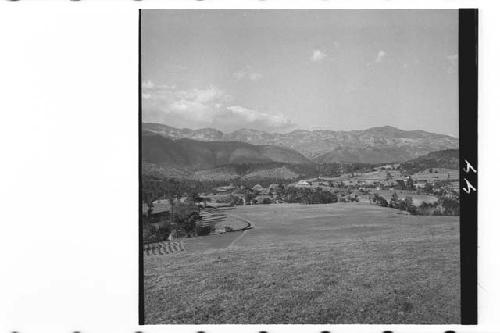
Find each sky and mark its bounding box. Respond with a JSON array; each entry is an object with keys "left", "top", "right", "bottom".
[{"left": 141, "top": 10, "right": 458, "bottom": 137}]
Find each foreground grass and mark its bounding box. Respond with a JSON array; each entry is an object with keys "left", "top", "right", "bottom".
[{"left": 144, "top": 203, "right": 459, "bottom": 324}]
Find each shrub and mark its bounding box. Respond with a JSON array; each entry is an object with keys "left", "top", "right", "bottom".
[
  {"left": 389, "top": 192, "right": 399, "bottom": 208},
  {"left": 196, "top": 224, "right": 212, "bottom": 236},
  {"left": 372, "top": 194, "right": 388, "bottom": 207},
  {"left": 439, "top": 196, "right": 460, "bottom": 216}
]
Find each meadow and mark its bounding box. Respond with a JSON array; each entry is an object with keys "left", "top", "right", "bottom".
[{"left": 144, "top": 203, "right": 459, "bottom": 324}]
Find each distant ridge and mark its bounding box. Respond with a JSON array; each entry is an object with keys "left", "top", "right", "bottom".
[
  {"left": 143, "top": 123, "right": 458, "bottom": 164},
  {"left": 142, "top": 130, "right": 312, "bottom": 170},
  {"left": 400, "top": 149, "right": 459, "bottom": 174}
]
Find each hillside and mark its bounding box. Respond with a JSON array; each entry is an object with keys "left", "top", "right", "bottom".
[
  {"left": 143, "top": 123, "right": 224, "bottom": 141},
  {"left": 400, "top": 149, "right": 459, "bottom": 174},
  {"left": 242, "top": 166, "right": 299, "bottom": 180},
  {"left": 143, "top": 123, "right": 458, "bottom": 163},
  {"left": 142, "top": 130, "right": 312, "bottom": 170},
  {"left": 313, "top": 146, "right": 425, "bottom": 164}
]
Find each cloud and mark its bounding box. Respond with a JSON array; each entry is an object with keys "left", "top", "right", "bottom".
[
  {"left": 165, "top": 86, "right": 232, "bottom": 123},
  {"left": 142, "top": 83, "right": 225, "bottom": 122},
  {"left": 375, "top": 50, "right": 386, "bottom": 63},
  {"left": 311, "top": 49, "right": 327, "bottom": 62},
  {"left": 142, "top": 80, "right": 175, "bottom": 99},
  {"left": 220, "top": 106, "right": 295, "bottom": 132},
  {"left": 447, "top": 54, "right": 458, "bottom": 74},
  {"left": 174, "top": 86, "right": 227, "bottom": 104},
  {"left": 142, "top": 81, "right": 295, "bottom": 132},
  {"left": 233, "top": 68, "right": 263, "bottom": 81}
]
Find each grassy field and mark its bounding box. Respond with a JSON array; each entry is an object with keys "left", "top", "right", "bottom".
[{"left": 144, "top": 202, "right": 459, "bottom": 324}]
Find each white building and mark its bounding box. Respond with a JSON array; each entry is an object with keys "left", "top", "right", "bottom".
[{"left": 296, "top": 180, "right": 311, "bottom": 187}]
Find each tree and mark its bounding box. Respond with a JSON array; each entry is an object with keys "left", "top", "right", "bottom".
[
  {"left": 189, "top": 191, "right": 201, "bottom": 203},
  {"left": 164, "top": 179, "right": 182, "bottom": 223},
  {"left": 182, "top": 212, "right": 200, "bottom": 236},
  {"left": 423, "top": 183, "right": 433, "bottom": 193},
  {"left": 196, "top": 223, "right": 212, "bottom": 236},
  {"left": 245, "top": 192, "right": 256, "bottom": 205},
  {"left": 404, "top": 197, "right": 417, "bottom": 215},
  {"left": 372, "top": 193, "right": 388, "bottom": 207},
  {"left": 439, "top": 196, "right": 459, "bottom": 216},
  {"left": 407, "top": 176, "right": 414, "bottom": 191},
  {"left": 390, "top": 192, "right": 399, "bottom": 208}
]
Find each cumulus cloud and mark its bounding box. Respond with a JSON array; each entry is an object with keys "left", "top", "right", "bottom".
[
  {"left": 219, "top": 106, "right": 295, "bottom": 132},
  {"left": 142, "top": 80, "right": 172, "bottom": 99},
  {"left": 174, "top": 86, "right": 227, "bottom": 104},
  {"left": 233, "top": 67, "right": 263, "bottom": 81},
  {"left": 142, "top": 81, "right": 295, "bottom": 132},
  {"left": 375, "top": 50, "right": 386, "bottom": 63},
  {"left": 310, "top": 49, "right": 327, "bottom": 62}
]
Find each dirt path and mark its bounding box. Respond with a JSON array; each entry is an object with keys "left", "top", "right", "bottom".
[
  {"left": 226, "top": 213, "right": 254, "bottom": 248},
  {"left": 227, "top": 229, "right": 248, "bottom": 248}
]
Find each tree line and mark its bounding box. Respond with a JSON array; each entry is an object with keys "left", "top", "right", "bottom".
[{"left": 371, "top": 192, "right": 459, "bottom": 216}]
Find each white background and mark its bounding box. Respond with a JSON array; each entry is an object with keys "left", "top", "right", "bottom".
[{"left": 0, "top": 1, "right": 498, "bottom": 333}]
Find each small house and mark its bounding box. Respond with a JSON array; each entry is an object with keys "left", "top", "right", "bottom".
[{"left": 252, "top": 184, "right": 265, "bottom": 193}]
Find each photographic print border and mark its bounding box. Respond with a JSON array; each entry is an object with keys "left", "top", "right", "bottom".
[{"left": 459, "top": 8, "right": 478, "bottom": 325}]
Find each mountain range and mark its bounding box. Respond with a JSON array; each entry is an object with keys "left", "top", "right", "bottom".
[
  {"left": 142, "top": 131, "right": 311, "bottom": 168},
  {"left": 143, "top": 123, "right": 458, "bottom": 164}
]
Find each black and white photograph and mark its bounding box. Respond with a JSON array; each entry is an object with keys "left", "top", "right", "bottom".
[
  {"left": 6, "top": 1, "right": 500, "bottom": 332},
  {"left": 140, "top": 9, "right": 467, "bottom": 324}
]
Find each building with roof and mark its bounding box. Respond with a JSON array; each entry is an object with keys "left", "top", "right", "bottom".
[
  {"left": 296, "top": 180, "right": 311, "bottom": 187},
  {"left": 252, "top": 184, "right": 265, "bottom": 193}
]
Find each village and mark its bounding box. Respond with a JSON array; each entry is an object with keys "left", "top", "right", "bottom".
[
  {"left": 142, "top": 165, "right": 460, "bottom": 243},
  {"left": 147, "top": 165, "right": 458, "bottom": 208}
]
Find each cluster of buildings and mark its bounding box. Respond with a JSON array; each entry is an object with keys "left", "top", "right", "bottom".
[
  {"left": 293, "top": 168, "right": 459, "bottom": 193},
  {"left": 199, "top": 183, "right": 283, "bottom": 207},
  {"left": 142, "top": 168, "right": 460, "bottom": 218}
]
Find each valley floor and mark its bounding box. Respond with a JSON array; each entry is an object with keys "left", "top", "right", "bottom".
[{"left": 143, "top": 202, "right": 460, "bottom": 324}]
